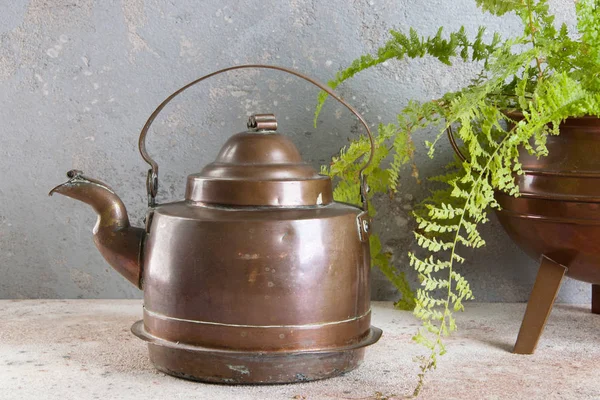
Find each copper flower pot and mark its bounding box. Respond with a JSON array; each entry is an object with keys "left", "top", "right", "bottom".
[
  {"left": 449, "top": 115, "right": 600, "bottom": 354},
  {"left": 494, "top": 116, "right": 600, "bottom": 353},
  {"left": 496, "top": 116, "right": 600, "bottom": 283}
]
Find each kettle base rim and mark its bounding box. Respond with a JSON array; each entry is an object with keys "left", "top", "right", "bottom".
[{"left": 132, "top": 320, "right": 382, "bottom": 384}]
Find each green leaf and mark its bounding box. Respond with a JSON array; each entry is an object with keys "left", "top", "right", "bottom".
[{"left": 318, "top": 1, "right": 600, "bottom": 395}]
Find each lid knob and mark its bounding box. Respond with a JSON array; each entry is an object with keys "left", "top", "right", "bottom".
[{"left": 247, "top": 114, "right": 278, "bottom": 131}]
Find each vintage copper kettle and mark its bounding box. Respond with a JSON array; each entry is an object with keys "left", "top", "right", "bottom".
[{"left": 49, "top": 65, "right": 381, "bottom": 384}]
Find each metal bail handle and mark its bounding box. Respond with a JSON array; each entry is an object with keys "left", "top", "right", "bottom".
[
  {"left": 138, "top": 64, "right": 375, "bottom": 210},
  {"left": 446, "top": 125, "right": 468, "bottom": 163}
]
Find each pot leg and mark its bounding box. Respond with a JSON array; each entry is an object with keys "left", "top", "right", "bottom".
[
  {"left": 592, "top": 285, "right": 600, "bottom": 315},
  {"left": 513, "top": 255, "right": 567, "bottom": 355}
]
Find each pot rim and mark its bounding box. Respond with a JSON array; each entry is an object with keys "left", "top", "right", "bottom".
[{"left": 502, "top": 109, "right": 600, "bottom": 121}]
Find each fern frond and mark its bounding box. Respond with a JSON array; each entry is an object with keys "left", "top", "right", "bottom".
[
  {"left": 319, "top": 1, "right": 600, "bottom": 396},
  {"left": 314, "top": 26, "right": 503, "bottom": 125},
  {"left": 475, "top": 0, "right": 524, "bottom": 15}
]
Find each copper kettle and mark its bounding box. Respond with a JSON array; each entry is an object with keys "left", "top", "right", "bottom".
[{"left": 50, "top": 65, "right": 381, "bottom": 384}]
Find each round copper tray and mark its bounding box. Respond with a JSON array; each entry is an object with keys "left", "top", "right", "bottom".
[{"left": 131, "top": 320, "right": 382, "bottom": 384}]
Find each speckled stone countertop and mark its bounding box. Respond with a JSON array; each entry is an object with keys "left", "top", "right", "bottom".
[{"left": 1, "top": 300, "right": 599, "bottom": 399}]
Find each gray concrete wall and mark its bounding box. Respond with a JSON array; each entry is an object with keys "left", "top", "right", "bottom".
[{"left": 1, "top": 0, "right": 587, "bottom": 303}]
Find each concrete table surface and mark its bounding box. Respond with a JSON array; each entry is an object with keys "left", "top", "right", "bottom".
[{"left": 1, "top": 300, "right": 599, "bottom": 400}]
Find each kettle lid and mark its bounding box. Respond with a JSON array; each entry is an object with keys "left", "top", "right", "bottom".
[{"left": 185, "top": 114, "right": 333, "bottom": 207}]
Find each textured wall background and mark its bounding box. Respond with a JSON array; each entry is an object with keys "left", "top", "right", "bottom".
[{"left": 0, "top": 0, "right": 587, "bottom": 303}]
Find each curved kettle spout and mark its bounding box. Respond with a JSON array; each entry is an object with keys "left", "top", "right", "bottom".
[{"left": 49, "top": 170, "right": 145, "bottom": 288}]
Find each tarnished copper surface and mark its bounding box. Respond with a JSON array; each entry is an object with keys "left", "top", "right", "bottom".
[
  {"left": 140, "top": 202, "right": 371, "bottom": 350},
  {"left": 449, "top": 116, "right": 600, "bottom": 353},
  {"left": 593, "top": 284, "right": 600, "bottom": 315},
  {"left": 512, "top": 256, "right": 567, "bottom": 354},
  {"left": 494, "top": 116, "right": 600, "bottom": 284},
  {"left": 49, "top": 170, "right": 144, "bottom": 288},
  {"left": 50, "top": 65, "right": 381, "bottom": 383},
  {"left": 186, "top": 131, "right": 333, "bottom": 206},
  {"left": 147, "top": 345, "right": 367, "bottom": 384},
  {"left": 247, "top": 113, "right": 278, "bottom": 131},
  {"left": 132, "top": 321, "right": 382, "bottom": 384},
  {"left": 497, "top": 117, "right": 600, "bottom": 353},
  {"left": 141, "top": 308, "right": 372, "bottom": 352}
]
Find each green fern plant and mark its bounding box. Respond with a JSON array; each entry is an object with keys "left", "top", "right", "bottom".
[{"left": 317, "top": 0, "right": 600, "bottom": 395}]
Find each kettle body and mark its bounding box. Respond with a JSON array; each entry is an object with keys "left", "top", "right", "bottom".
[{"left": 139, "top": 201, "right": 375, "bottom": 383}]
